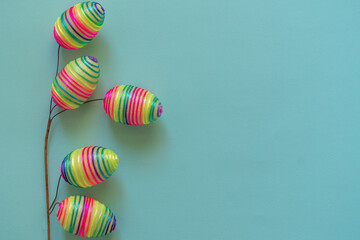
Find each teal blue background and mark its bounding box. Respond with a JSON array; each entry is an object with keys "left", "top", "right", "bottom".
[{"left": 1, "top": 0, "right": 360, "bottom": 239}]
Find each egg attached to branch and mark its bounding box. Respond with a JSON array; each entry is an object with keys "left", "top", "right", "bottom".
[
  {"left": 51, "top": 56, "right": 100, "bottom": 110},
  {"left": 54, "top": 2, "right": 105, "bottom": 49},
  {"left": 104, "top": 85, "right": 163, "bottom": 125},
  {"left": 61, "top": 146, "right": 119, "bottom": 188},
  {"left": 57, "top": 195, "right": 116, "bottom": 237}
]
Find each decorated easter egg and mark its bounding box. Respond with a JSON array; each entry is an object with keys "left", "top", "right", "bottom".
[
  {"left": 51, "top": 56, "right": 100, "bottom": 109},
  {"left": 61, "top": 146, "right": 118, "bottom": 188},
  {"left": 54, "top": 2, "right": 105, "bottom": 49},
  {"left": 103, "top": 85, "right": 163, "bottom": 125},
  {"left": 57, "top": 195, "right": 116, "bottom": 237}
]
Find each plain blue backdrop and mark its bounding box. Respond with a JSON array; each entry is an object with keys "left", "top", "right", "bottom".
[{"left": 1, "top": 0, "right": 360, "bottom": 239}]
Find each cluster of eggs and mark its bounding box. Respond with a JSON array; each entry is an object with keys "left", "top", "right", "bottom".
[
  {"left": 52, "top": 1, "right": 163, "bottom": 124},
  {"left": 52, "top": 1, "right": 164, "bottom": 238},
  {"left": 57, "top": 146, "right": 119, "bottom": 237}
]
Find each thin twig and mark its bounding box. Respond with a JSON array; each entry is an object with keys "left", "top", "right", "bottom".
[
  {"left": 51, "top": 109, "right": 67, "bottom": 120},
  {"left": 49, "top": 98, "right": 53, "bottom": 114},
  {"left": 49, "top": 175, "right": 62, "bottom": 211},
  {"left": 83, "top": 98, "right": 104, "bottom": 104},
  {"left": 51, "top": 104, "right": 57, "bottom": 114},
  {"left": 55, "top": 45, "right": 60, "bottom": 77},
  {"left": 49, "top": 202, "right": 60, "bottom": 215},
  {"left": 50, "top": 98, "right": 104, "bottom": 120}
]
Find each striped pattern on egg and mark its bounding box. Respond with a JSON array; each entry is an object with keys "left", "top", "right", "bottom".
[
  {"left": 57, "top": 195, "right": 116, "bottom": 237},
  {"left": 54, "top": 2, "right": 105, "bottom": 49},
  {"left": 51, "top": 56, "right": 100, "bottom": 110},
  {"left": 104, "top": 85, "right": 163, "bottom": 125},
  {"left": 61, "top": 146, "right": 118, "bottom": 188}
]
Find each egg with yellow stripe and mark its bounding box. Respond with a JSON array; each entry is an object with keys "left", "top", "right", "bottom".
[
  {"left": 54, "top": 2, "right": 105, "bottom": 49},
  {"left": 51, "top": 56, "right": 100, "bottom": 110},
  {"left": 57, "top": 195, "right": 116, "bottom": 237},
  {"left": 61, "top": 146, "right": 119, "bottom": 188},
  {"left": 104, "top": 85, "right": 163, "bottom": 125}
]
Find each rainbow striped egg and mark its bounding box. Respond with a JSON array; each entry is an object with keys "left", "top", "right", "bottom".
[
  {"left": 54, "top": 2, "right": 105, "bottom": 49},
  {"left": 57, "top": 195, "right": 116, "bottom": 237},
  {"left": 61, "top": 146, "right": 118, "bottom": 188},
  {"left": 104, "top": 85, "right": 163, "bottom": 125},
  {"left": 51, "top": 56, "right": 100, "bottom": 110}
]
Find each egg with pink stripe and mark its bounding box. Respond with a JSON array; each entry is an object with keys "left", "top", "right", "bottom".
[
  {"left": 57, "top": 195, "right": 116, "bottom": 237},
  {"left": 61, "top": 146, "right": 119, "bottom": 188},
  {"left": 104, "top": 85, "right": 163, "bottom": 125},
  {"left": 51, "top": 56, "right": 100, "bottom": 110},
  {"left": 54, "top": 2, "right": 105, "bottom": 49}
]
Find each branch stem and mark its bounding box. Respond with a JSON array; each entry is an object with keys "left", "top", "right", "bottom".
[
  {"left": 44, "top": 44, "right": 60, "bottom": 240},
  {"left": 50, "top": 98, "right": 104, "bottom": 120},
  {"left": 44, "top": 115, "right": 52, "bottom": 240}
]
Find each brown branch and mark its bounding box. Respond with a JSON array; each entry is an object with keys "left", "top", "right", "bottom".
[
  {"left": 44, "top": 114, "right": 52, "bottom": 240},
  {"left": 44, "top": 44, "right": 60, "bottom": 240}
]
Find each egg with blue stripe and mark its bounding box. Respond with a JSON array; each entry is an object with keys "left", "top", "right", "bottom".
[
  {"left": 61, "top": 146, "right": 119, "bottom": 188},
  {"left": 57, "top": 195, "right": 116, "bottom": 237},
  {"left": 103, "top": 85, "right": 163, "bottom": 125},
  {"left": 51, "top": 56, "right": 100, "bottom": 109},
  {"left": 54, "top": 2, "right": 105, "bottom": 49}
]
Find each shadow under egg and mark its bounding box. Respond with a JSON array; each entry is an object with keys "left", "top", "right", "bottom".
[{"left": 109, "top": 118, "right": 167, "bottom": 154}]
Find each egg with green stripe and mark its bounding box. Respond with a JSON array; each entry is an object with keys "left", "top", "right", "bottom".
[
  {"left": 57, "top": 195, "right": 116, "bottom": 237},
  {"left": 54, "top": 2, "right": 105, "bottom": 49},
  {"left": 51, "top": 56, "right": 100, "bottom": 109},
  {"left": 103, "top": 85, "right": 163, "bottom": 125},
  {"left": 61, "top": 146, "right": 119, "bottom": 188}
]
